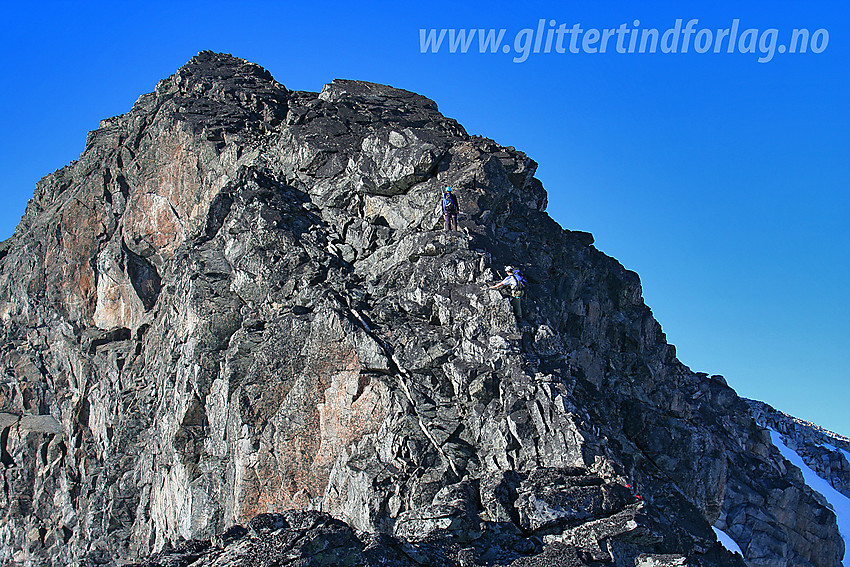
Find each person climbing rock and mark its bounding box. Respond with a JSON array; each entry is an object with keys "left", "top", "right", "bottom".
[
  {"left": 489, "top": 265, "right": 526, "bottom": 319},
  {"left": 442, "top": 186, "right": 458, "bottom": 231}
]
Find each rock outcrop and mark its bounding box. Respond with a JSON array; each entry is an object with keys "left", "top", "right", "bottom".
[
  {"left": 748, "top": 399, "right": 850, "bottom": 500},
  {"left": 0, "top": 52, "right": 843, "bottom": 566}
]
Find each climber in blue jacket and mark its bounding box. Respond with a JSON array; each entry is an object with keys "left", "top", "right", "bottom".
[{"left": 442, "top": 186, "right": 458, "bottom": 231}]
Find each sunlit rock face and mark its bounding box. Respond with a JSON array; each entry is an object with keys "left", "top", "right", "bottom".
[{"left": 0, "top": 52, "right": 841, "bottom": 567}]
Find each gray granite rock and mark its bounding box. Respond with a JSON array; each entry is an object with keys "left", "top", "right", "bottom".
[{"left": 0, "top": 51, "right": 840, "bottom": 567}]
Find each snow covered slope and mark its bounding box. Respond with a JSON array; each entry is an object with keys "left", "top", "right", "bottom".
[{"left": 770, "top": 429, "right": 850, "bottom": 566}]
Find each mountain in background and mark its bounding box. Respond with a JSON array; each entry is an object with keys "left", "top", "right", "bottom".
[{"left": 0, "top": 52, "right": 846, "bottom": 567}]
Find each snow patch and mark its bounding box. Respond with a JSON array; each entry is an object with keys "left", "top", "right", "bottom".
[
  {"left": 770, "top": 429, "right": 850, "bottom": 566},
  {"left": 712, "top": 526, "right": 743, "bottom": 556}
]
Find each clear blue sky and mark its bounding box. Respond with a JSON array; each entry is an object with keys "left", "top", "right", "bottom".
[{"left": 1, "top": 1, "right": 847, "bottom": 435}]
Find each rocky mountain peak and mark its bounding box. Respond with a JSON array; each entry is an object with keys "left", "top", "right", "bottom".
[
  {"left": 0, "top": 53, "right": 844, "bottom": 567},
  {"left": 154, "top": 50, "right": 285, "bottom": 103}
]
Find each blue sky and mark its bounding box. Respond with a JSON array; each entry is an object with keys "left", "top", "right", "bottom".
[{"left": 1, "top": 1, "right": 847, "bottom": 435}]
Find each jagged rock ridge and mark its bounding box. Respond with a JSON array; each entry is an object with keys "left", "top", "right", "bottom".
[
  {"left": 748, "top": 399, "right": 850, "bottom": 501},
  {"left": 0, "top": 51, "right": 843, "bottom": 567}
]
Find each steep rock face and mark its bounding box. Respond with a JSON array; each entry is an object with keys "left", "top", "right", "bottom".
[
  {"left": 748, "top": 400, "right": 850, "bottom": 500},
  {"left": 0, "top": 52, "right": 842, "bottom": 566}
]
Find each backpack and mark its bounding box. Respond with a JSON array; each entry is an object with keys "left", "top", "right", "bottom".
[
  {"left": 512, "top": 269, "right": 527, "bottom": 289},
  {"left": 443, "top": 193, "right": 458, "bottom": 213}
]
